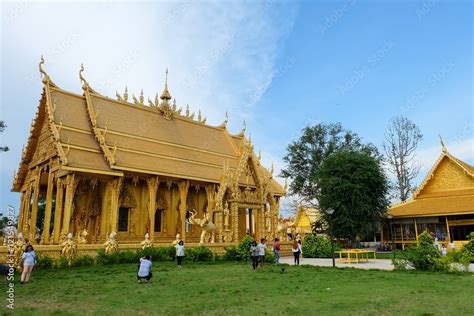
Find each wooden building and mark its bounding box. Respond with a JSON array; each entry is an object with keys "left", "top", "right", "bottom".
[
  {"left": 12, "top": 59, "right": 285, "bottom": 245},
  {"left": 382, "top": 142, "right": 474, "bottom": 249}
]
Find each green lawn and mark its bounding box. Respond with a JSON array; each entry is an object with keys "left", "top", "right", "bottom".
[{"left": 3, "top": 261, "right": 474, "bottom": 315}]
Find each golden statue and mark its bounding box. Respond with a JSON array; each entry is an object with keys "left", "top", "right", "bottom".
[
  {"left": 60, "top": 233, "right": 77, "bottom": 266},
  {"left": 78, "top": 229, "right": 88, "bottom": 244},
  {"left": 172, "top": 233, "right": 181, "bottom": 246},
  {"left": 104, "top": 232, "right": 118, "bottom": 254},
  {"left": 223, "top": 202, "right": 230, "bottom": 230},
  {"left": 141, "top": 233, "right": 153, "bottom": 250},
  {"left": 12, "top": 233, "right": 27, "bottom": 269},
  {"left": 188, "top": 209, "right": 216, "bottom": 245}
]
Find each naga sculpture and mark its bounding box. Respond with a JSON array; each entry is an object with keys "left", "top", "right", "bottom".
[
  {"left": 104, "top": 232, "right": 118, "bottom": 254},
  {"left": 188, "top": 209, "right": 216, "bottom": 245}
]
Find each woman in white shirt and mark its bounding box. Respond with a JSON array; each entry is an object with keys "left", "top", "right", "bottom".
[
  {"left": 21, "top": 245, "right": 36, "bottom": 284},
  {"left": 292, "top": 240, "right": 301, "bottom": 265},
  {"left": 176, "top": 240, "right": 185, "bottom": 268}
]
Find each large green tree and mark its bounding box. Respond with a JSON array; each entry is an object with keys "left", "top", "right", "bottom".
[
  {"left": 281, "top": 123, "right": 379, "bottom": 206},
  {"left": 317, "top": 150, "right": 389, "bottom": 243}
]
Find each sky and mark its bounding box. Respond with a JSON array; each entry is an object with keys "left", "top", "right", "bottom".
[{"left": 1, "top": 0, "right": 473, "bottom": 217}]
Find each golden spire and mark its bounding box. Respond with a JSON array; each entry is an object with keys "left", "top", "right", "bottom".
[
  {"left": 439, "top": 135, "right": 447, "bottom": 153},
  {"left": 160, "top": 68, "right": 171, "bottom": 100}
]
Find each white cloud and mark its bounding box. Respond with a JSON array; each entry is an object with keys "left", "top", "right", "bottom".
[{"left": 0, "top": 1, "right": 298, "bottom": 210}]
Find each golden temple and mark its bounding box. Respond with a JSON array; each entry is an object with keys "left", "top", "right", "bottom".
[
  {"left": 382, "top": 141, "right": 474, "bottom": 249},
  {"left": 12, "top": 58, "right": 286, "bottom": 246}
]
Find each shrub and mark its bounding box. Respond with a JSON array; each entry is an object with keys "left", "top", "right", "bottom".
[
  {"left": 404, "top": 232, "right": 439, "bottom": 271},
  {"left": 224, "top": 235, "right": 254, "bottom": 261},
  {"left": 56, "top": 256, "right": 70, "bottom": 269},
  {"left": 461, "top": 232, "right": 474, "bottom": 262},
  {"left": 71, "top": 255, "right": 95, "bottom": 267},
  {"left": 34, "top": 253, "right": 54, "bottom": 270},
  {"left": 302, "top": 235, "right": 340, "bottom": 258},
  {"left": 186, "top": 246, "right": 214, "bottom": 262}
]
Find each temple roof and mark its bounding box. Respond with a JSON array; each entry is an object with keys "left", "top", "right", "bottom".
[
  {"left": 12, "top": 61, "right": 285, "bottom": 196},
  {"left": 389, "top": 147, "right": 474, "bottom": 218}
]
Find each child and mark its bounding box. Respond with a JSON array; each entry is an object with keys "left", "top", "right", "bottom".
[
  {"left": 137, "top": 255, "right": 153, "bottom": 283},
  {"left": 250, "top": 241, "right": 259, "bottom": 270},
  {"left": 257, "top": 239, "right": 267, "bottom": 267},
  {"left": 21, "top": 245, "right": 36, "bottom": 284},
  {"left": 273, "top": 238, "right": 281, "bottom": 265},
  {"left": 176, "top": 240, "right": 185, "bottom": 268},
  {"left": 441, "top": 245, "right": 447, "bottom": 257}
]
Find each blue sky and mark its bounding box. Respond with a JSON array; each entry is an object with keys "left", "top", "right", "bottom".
[{"left": 1, "top": 0, "right": 472, "bottom": 216}]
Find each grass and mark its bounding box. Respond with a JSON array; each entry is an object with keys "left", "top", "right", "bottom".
[{"left": 2, "top": 261, "right": 474, "bottom": 315}]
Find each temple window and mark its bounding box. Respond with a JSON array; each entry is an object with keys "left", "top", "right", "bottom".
[
  {"left": 118, "top": 207, "right": 130, "bottom": 232},
  {"left": 154, "top": 210, "right": 163, "bottom": 232}
]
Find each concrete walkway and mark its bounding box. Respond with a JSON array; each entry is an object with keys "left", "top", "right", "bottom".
[{"left": 280, "top": 257, "right": 474, "bottom": 272}]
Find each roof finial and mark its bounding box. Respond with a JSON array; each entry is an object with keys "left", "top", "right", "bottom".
[
  {"left": 79, "top": 63, "right": 87, "bottom": 87},
  {"left": 439, "top": 135, "right": 447, "bottom": 153},
  {"left": 160, "top": 68, "right": 172, "bottom": 100},
  {"left": 284, "top": 178, "right": 288, "bottom": 192},
  {"left": 243, "top": 119, "right": 247, "bottom": 132},
  {"left": 39, "top": 55, "right": 47, "bottom": 79}
]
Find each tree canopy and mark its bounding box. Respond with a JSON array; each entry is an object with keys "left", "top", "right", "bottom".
[
  {"left": 316, "top": 150, "right": 389, "bottom": 242},
  {"left": 0, "top": 121, "right": 9, "bottom": 152},
  {"left": 281, "top": 122, "right": 379, "bottom": 206}
]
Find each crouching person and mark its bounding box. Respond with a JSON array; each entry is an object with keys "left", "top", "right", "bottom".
[{"left": 137, "top": 255, "right": 153, "bottom": 283}]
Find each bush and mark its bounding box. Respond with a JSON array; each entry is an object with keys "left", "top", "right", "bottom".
[
  {"left": 34, "top": 253, "right": 54, "bottom": 270},
  {"left": 404, "top": 232, "right": 439, "bottom": 271},
  {"left": 56, "top": 256, "right": 70, "bottom": 269},
  {"left": 302, "top": 235, "right": 340, "bottom": 258},
  {"left": 224, "top": 235, "right": 254, "bottom": 261},
  {"left": 461, "top": 232, "right": 474, "bottom": 262},
  {"left": 186, "top": 246, "right": 215, "bottom": 262},
  {"left": 71, "top": 255, "right": 95, "bottom": 267}
]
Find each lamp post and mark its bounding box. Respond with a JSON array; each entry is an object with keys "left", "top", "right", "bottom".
[
  {"left": 387, "top": 214, "right": 395, "bottom": 259},
  {"left": 326, "top": 208, "right": 335, "bottom": 268}
]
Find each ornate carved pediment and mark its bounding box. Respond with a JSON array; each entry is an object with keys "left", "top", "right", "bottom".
[
  {"left": 120, "top": 184, "right": 137, "bottom": 208},
  {"left": 156, "top": 190, "right": 168, "bottom": 210}
]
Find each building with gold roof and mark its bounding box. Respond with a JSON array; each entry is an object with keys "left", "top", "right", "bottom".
[
  {"left": 294, "top": 206, "right": 321, "bottom": 236},
  {"left": 382, "top": 141, "right": 474, "bottom": 249},
  {"left": 12, "top": 58, "right": 285, "bottom": 246}
]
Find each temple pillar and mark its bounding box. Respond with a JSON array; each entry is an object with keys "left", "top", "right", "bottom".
[
  {"left": 41, "top": 167, "right": 55, "bottom": 244},
  {"left": 231, "top": 202, "right": 239, "bottom": 242},
  {"left": 414, "top": 218, "right": 419, "bottom": 241},
  {"left": 178, "top": 180, "right": 189, "bottom": 242},
  {"left": 61, "top": 174, "right": 77, "bottom": 238},
  {"left": 21, "top": 184, "right": 33, "bottom": 234},
  {"left": 445, "top": 217, "right": 451, "bottom": 244},
  {"left": 52, "top": 177, "right": 64, "bottom": 244},
  {"left": 109, "top": 177, "right": 123, "bottom": 234},
  {"left": 146, "top": 177, "right": 159, "bottom": 240},
  {"left": 29, "top": 167, "right": 42, "bottom": 238},
  {"left": 17, "top": 191, "right": 26, "bottom": 232}
]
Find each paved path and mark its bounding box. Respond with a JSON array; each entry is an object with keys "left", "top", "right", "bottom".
[{"left": 280, "top": 257, "right": 474, "bottom": 272}]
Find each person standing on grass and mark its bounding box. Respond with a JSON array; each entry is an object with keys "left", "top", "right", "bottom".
[
  {"left": 176, "top": 240, "right": 185, "bottom": 268},
  {"left": 250, "top": 240, "right": 259, "bottom": 270},
  {"left": 441, "top": 245, "right": 447, "bottom": 257},
  {"left": 292, "top": 240, "right": 301, "bottom": 265},
  {"left": 257, "top": 238, "right": 267, "bottom": 268},
  {"left": 137, "top": 255, "right": 153, "bottom": 283},
  {"left": 297, "top": 239, "right": 303, "bottom": 262},
  {"left": 273, "top": 238, "right": 281, "bottom": 265},
  {"left": 21, "top": 245, "right": 36, "bottom": 284}
]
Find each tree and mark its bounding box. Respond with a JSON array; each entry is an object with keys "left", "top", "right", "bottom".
[
  {"left": 316, "top": 150, "right": 390, "bottom": 243},
  {"left": 383, "top": 116, "right": 422, "bottom": 201},
  {"left": 0, "top": 121, "right": 9, "bottom": 152},
  {"left": 281, "top": 122, "right": 379, "bottom": 206}
]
